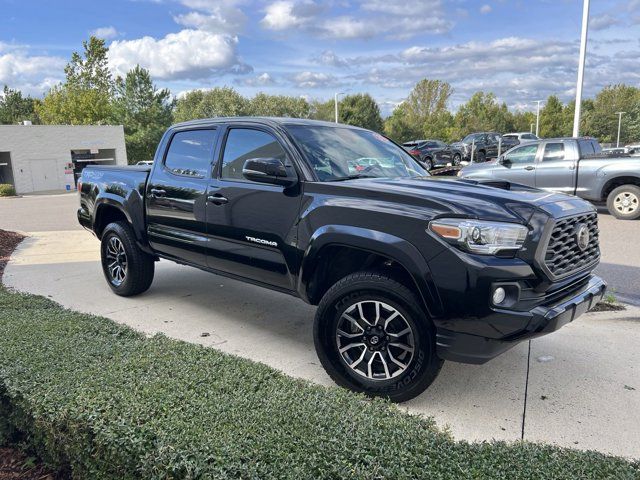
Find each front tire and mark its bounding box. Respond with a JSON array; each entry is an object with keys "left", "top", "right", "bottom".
[
  {"left": 101, "top": 221, "right": 155, "bottom": 296},
  {"left": 422, "top": 157, "right": 433, "bottom": 170},
  {"left": 314, "top": 271, "right": 443, "bottom": 402},
  {"left": 607, "top": 185, "right": 640, "bottom": 220},
  {"left": 452, "top": 153, "right": 461, "bottom": 166}
]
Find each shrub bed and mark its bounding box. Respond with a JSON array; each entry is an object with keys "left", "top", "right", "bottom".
[
  {"left": 0, "top": 184, "right": 16, "bottom": 197},
  {"left": 0, "top": 287, "right": 638, "bottom": 479}
]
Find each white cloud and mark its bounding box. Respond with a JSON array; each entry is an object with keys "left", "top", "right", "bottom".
[
  {"left": 322, "top": 16, "right": 370, "bottom": 39},
  {"left": 291, "top": 71, "right": 335, "bottom": 88},
  {"left": 108, "top": 29, "right": 251, "bottom": 80},
  {"left": 260, "top": 0, "right": 451, "bottom": 39},
  {"left": 90, "top": 26, "right": 120, "bottom": 39},
  {"left": 261, "top": 1, "right": 321, "bottom": 30},
  {"left": 590, "top": 14, "right": 620, "bottom": 31},
  {"left": 238, "top": 72, "right": 275, "bottom": 86},
  {"left": 174, "top": 0, "right": 247, "bottom": 34},
  {"left": 0, "top": 47, "right": 65, "bottom": 95},
  {"left": 480, "top": 4, "right": 492, "bottom": 14}
]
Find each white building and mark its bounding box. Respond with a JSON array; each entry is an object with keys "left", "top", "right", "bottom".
[{"left": 0, "top": 124, "right": 127, "bottom": 194}]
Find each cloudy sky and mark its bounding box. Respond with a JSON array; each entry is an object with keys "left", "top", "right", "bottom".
[{"left": 1, "top": 0, "right": 639, "bottom": 115}]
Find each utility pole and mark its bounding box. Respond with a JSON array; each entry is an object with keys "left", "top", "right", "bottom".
[
  {"left": 334, "top": 92, "right": 345, "bottom": 123},
  {"left": 534, "top": 100, "right": 543, "bottom": 137},
  {"left": 573, "top": 0, "right": 590, "bottom": 137},
  {"left": 616, "top": 111, "right": 625, "bottom": 147}
]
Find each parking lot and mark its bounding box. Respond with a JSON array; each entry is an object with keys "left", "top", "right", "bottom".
[{"left": 1, "top": 192, "right": 639, "bottom": 458}]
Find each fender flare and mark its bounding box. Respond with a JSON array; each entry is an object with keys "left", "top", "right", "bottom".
[
  {"left": 297, "top": 225, "right": 443, "bottom": 317},
  {"left": 93, "top": 193, "right": 152, "bottom": 253}
]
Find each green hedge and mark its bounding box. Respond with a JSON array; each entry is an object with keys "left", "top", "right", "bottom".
[
  {"left": 0, "top": 286, "right": 638, "bottom": 479},
  {"left": 0, "top": 184, "right": 16, "bottom": 196}
]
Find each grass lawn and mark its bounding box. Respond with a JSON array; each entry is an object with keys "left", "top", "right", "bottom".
[{"left": 1, "top": 286, "right": 638, "bottom": 479}]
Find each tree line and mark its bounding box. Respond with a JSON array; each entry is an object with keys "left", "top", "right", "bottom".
[{"left": 1, "top": 36, "right": 639, "bottom": 164}]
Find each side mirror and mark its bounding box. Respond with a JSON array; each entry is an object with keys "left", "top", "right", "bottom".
[{"left": 242, "top": 158, "right": 297, "bottom": 187}]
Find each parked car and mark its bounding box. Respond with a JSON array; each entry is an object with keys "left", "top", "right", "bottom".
[
  {"left": 502, "top": 132, "right": 539, "bottom": 145},
  {"left": 624, "top": 144, "right": 640, "bottom": 155},
  {"left": 402, "top": 139, "right": 463, "bottom": 169},
  {"left": 78, "top": 118, "right": 605, "bottom": 401},
  {"left": 451, "top": 132, "right": 518, "bottom": 163},
  {"left": 460, "top": 137, "right": 640, "bottom": 220}
]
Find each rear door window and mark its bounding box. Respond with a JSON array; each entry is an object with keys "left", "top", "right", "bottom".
[
  {"left": 542, "top": 143, "right": 565, "bottom": 161},
  {"left": 164, "top": 129, "right": 216, "bottom": 177},
  {"left": 578, "top": 139, "right": 595, "bottom": 156}
]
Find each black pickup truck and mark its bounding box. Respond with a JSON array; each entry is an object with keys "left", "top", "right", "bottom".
[{"left": 78, "top": 117, "right": 606, "bottom": 402}]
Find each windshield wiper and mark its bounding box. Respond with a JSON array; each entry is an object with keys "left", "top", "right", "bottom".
[{"left": 329, "top": 174, "right": 377, "bottom": 182}]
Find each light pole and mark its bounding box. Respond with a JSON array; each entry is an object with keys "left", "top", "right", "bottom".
[
  {"left": 334, "top": 92, "right": 345, "bottom": 123},
  {"left": 616, "top": 111, "right": 625, "bottom": 147},
  {"left": 573, "top": 0, "right": 590, "bottom": 137},
  {"left": 534, "top": 100, "right": 543, "bottom": 137},
  {"left": 530, "top": 123, "right": 534, "bottom": 133}
]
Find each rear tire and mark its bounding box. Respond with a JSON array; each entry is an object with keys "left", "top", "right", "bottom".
[
  {"left": 101, "top": 221, "right": 155, "bottom": 296},
  {"left": 422, "top": 157, "right": 433, "bottom": 170},
  {"left": 452, "top": 153, "right": 461, "bottom": 166},
  {"left": 314, "top": 271, "right": 443, "bottom": 402},
  {"left": 607, "top": 185, "right": 640, "bottom": 220}
]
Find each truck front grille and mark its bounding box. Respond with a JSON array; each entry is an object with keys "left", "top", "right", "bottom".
[{"left": 544, "top": 212, "right": 600, "bottom": 278}]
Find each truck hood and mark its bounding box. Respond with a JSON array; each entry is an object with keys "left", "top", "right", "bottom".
[{"left": 318, "top": 176, "right": 593, "bottom": 223}]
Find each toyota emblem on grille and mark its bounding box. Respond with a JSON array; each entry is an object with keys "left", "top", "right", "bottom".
[{"left": 576, "top": 224, "right": 590, "bottom": 251}]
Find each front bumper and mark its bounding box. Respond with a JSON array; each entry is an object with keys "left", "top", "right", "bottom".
[{"left": 436, "top": 274, "right": 606, "bottom": 364}]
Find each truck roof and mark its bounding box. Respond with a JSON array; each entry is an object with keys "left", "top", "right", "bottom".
[{"left": 171, "top": 116, "right": 365, "bottom": 130}]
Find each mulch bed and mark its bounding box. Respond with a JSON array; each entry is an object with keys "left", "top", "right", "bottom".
[
  {"left": 0, "top": 229, "right": 25, "bottom": 281},
  {"left": 1, "top": 229, "right": 58, "bottom": 480},
  {"left": 0, "top": 448, "right": 54, "bottom": 480}
]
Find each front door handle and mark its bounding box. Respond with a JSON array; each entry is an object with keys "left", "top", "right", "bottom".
[
  {"left": 150, "top": 188, "right": 166, "bottom": 197},
  {"left": 524, "top": 165, "right": 535, "bottom": 171},
  {"left": 207, "top": 194, "right": 228, "bottom": 205}
]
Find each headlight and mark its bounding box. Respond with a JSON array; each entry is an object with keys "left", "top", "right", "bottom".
[{"left": 429, "top": 218, "right": 528, "bottom": 255}]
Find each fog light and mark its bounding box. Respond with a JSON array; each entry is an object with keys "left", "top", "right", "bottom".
[{"left": 492, "top": 287, "right": 506, "bottom": 305}]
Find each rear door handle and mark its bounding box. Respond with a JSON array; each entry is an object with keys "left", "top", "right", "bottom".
[
  {"left": 524, "top": 165, "right": 535, "bottom": 171},
  {"left": 207, "top": 194, "right": 228, "bottom": 205},
  {"left": 150, "top": 188, "right": 166, "bottom": 197}
]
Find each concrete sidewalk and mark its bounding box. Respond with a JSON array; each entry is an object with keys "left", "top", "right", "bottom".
[{"left": 4, "top": 230, "right": 639, "bottom": 458}]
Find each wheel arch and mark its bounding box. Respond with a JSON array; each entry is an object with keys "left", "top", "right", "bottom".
[
  {"left": 298, "top": 225, "right": 442, "bottom": 317},
  {"left": 601, "top": 175, "right": 640, "bottom": 200}
]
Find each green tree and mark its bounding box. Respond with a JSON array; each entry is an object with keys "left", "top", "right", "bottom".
[
  {"left": 37, "top": 36, "right": 114, "bottom": 125},
  {"left": 112, "top": 66, "right": 174, "bottom": 163},
  {"left": 383, "top": 103, "right": 422, "bottom": 143},
  {"left": 173, "top": 87, "right": 248, "bottom": 122},
  {"left": 539, "top": 95, "right": 565, "bottom": 138},
  {"left": 451, "top": 92, "right": 514, "bottom": 139},
  {"left": 248, "top": 93, "right": 311, "bottom": 117},
  {"left": 64, "top": 37, "right": 113, "bottom": 94},
  {"left": 587, "top": 84, "right": 640, "bottom": 144},
  {"left": 511, "top": 110, "right": 536, "bottom": 134},
  {"left": 338, "top": 93, "right": 383, "bottom": 131},
  {"left": 0, "top": 86, "right": 40, "bottom": 124},
  {"left": 309, "top": 99, "right": 334, "bottom": 122}
]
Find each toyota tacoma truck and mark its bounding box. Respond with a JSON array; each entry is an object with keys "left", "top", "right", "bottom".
[
  {"left": 460, "top": 137, "right": 640, "bottom": 220},
  {"left": 78, "top": 118, "right": 606, "bottom": 402}
]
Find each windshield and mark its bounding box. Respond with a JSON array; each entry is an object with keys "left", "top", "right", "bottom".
[
  {"left": 462, "top": 133, "right": 481, "bottom": 143},
  {"left": 286, "top": 125, "right": 428, "bottom": 181}
]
